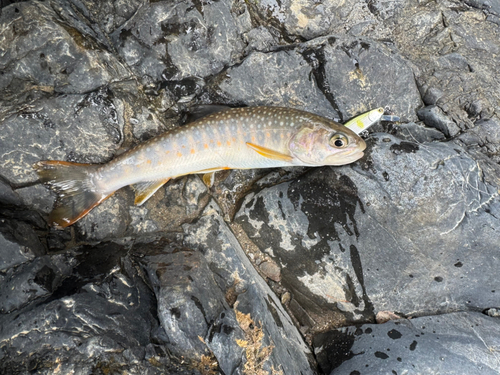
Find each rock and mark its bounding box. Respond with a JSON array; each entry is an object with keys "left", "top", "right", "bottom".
[
  {"left": 375, "top": 311, "right": 403, "bottom": 324},
  {"left": 321, "top": 37, "right": 422, "bottom": 123},
  {"left": 0, "top": 218, "right": 45, "bottom": 271},
  {"left": 457, "top": 117, "right": 500, "bottom": 163},
  {"left": 417, "top": 105, "right": 461, "bottom": 137},
  {"left": 244, "top": 0, "right": 392, "bottom": 40},
  {"left": 0, "top": 177, "right": 21, "bottom": 206},
  {"left": 0, "top": 90, "right": 124, "bottom": 185},
  {"left": 183, "top": 200, "right": 315, "bottom": 374},
  {"left": 109, "top": 0, "right": 247, "bottom": 82},
  {"left": 213, "top": 49, "right": 339, "bottom": 119},
  {"left": 140, "top": 244, "right": 228, "bottom": 361},
  {"left": 0, "top": 246, "right": 188, "bottom": 375},
  {"left": 395, "top": 122, "right": 446, "bottom": 143},
  {"left": 0, "top": 253, "right": 74, "bottom": 313},
  {"left": 394, "top": 1, "right": 499, "bottom": 134},
  {"left": 486, "top": 308, "right": 500, "bottom": 318},
  {"left": 314, "top": 312, "right": 500, "bottom": 374},
  {"left": 235, "top": 134, "right": 500, "bottom": 332},
  {"left": 0, "top": 2, "right": 129, "bottom": 97},
  {"left": 1, "top": 0, "right": 500, "bottom": 373}
]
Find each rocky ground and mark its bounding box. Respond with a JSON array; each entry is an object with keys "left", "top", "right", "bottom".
[{"left": 0, "top": 0, "right": 499, "bottom": 374}]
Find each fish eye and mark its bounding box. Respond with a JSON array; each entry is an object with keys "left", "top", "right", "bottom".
[{"left": 330, "top": 133, "right": 349, "bottom": 148}]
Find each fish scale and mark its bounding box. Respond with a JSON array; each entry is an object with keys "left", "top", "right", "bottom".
[{"left": 34, "top": 106, "right": 366, "bottom": 228}]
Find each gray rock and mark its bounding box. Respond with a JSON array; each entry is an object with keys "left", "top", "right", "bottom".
[
  {"left": 183, "top": 200, "right": 315, "bottom": 374},
  {"left": 214, "top": 49, "right": 339, "bottom": 119},
  {"left": 0, "top": 2, "right": 129, "bottom": 97},
  {"left": 235, "top": 134, "right": 500, "bottom": 331},
  {"left": 109, "top": 0, "right": 247, "bottom": 82},
  {"left": 315, "top": 312, "right": 500, "bottom": 374},
  {"left": 321, "top": 37, "right": 422, "bottom": 123},
  {"left": 395, "top": 122, "right": 446, "bottom": 143},
  {"left": 457, "top": 117, "right": 500, "bottom": 163},
  {"left": 244, "top": 0, "right": 397, "bottom": 40},
  {"left": 417, "top": 105, "right": 461, "bottom": 137},
  {"left": 394, "top": 1, "right": 499, "bottom": 135},
  {"left": 0, "top": 91, "right": 124, "bottom": 185}
]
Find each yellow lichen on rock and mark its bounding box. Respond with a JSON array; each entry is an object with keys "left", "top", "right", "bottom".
[{"left": 234, "top": 303, "right": 283, "bottom": 375}]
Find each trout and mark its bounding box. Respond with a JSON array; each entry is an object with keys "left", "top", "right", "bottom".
[{"left": 34, "top": 106, "right": 366, "bottom": 228}]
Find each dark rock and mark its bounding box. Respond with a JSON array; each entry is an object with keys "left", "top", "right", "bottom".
[
  {"left": 315, "top": 312, "right": 500, "bottom": 374},
  {"left": 0, "top": 2, "right": 129, "bottom": 97},
  {"left": 0, "top": 92, "right": 124, "bottom": 185},
  {"left": 0, "top": 218, "right": 45, "bottom": 271},
  {"left": 417, "top": 105, "right": 461, "bottom": 137},
  {"left": 140, "top": 244, "right": 227, "bottom": 361},
  {"left": 0, "top": 252, "right": 185, "bottom": 375},
  {"left": 109, "top": 0, "right": 246, "bottom": 84},
  {"left": 0, "top": 177, "right": 21, "bottom": 206}
]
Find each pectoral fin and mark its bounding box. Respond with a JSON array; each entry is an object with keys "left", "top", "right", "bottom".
[
  {"left": 246, "top": 142, "right": 293, "bottom": 162},
  {"left": 132, "top": 179, "right": 170, "bottom": 205}
]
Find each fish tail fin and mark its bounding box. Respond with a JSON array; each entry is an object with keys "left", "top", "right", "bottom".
[{"left": 33, "top": 161, "right": 113, "bottom": 228}]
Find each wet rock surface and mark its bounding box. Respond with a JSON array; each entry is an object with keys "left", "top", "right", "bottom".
[
  {"left": 315, "top": 312, "right": 500, "bottom": 374},
  {"left": 1, "top": 0, "right": 499, "bottom": 374}
]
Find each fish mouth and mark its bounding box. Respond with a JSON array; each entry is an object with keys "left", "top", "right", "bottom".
[{"left": 324, "top": 147, "right": 365, "bottom": 165}]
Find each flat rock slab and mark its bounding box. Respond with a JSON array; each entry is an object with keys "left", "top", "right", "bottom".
[
  {"left": 235, "top": 134, "right": 500, "bottom": 331},
  {"left": 314, "top": 312, "right": 500, "bottom": 375}
]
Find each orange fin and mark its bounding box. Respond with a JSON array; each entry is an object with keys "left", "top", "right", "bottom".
[
  {"left": 193, "top": 167, "right": 230, "bottom": 174},
  {"left": 246, "top": 142, "right": 293, "bottom": 162},
  {"left": 203, "top": 172, "right": 215, "bottom": 187},
  {"left": 33, "top": 160, "right": 113, "bottom": 228},
  {"left": 49, "top": 192, "right": 114, "bottom": 228},
  {"left": 132, "top": 179, "right": 170, "bottom": 205}
]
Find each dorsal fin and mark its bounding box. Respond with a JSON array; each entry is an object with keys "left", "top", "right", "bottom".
[{"left": 184, "top": 105, "right": 233, "bottom": 123}]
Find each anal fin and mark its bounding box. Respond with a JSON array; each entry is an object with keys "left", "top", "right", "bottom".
[
  {"left": 203, "top": 172, "right": 215, "bottom": 187},
  {"left": 132, "top": 179, "right": 170, "bottom": 205},
  {"left": 246, "top": 142, "right": 293, "bottom": 162}
]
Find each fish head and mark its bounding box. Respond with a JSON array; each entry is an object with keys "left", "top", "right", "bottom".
[{"left": 289, "top": 121, "right": 366, "bottom": 166}]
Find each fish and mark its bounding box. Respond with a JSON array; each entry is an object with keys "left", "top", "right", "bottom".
[
  {"left": 344, "top": 107, "right": 400, "bottom": 134},
  {"left": 34, "top": 106, "right": 366, "bottom": 228}
]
